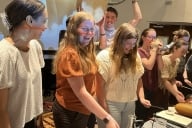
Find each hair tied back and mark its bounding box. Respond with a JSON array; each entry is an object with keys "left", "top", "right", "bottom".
[{"left": 0, "top": 12, "right": 11, "bottom": 30}]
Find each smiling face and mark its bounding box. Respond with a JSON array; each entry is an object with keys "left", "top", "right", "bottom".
[
  {"left": 77, "top": 20, "right": 95, "bottom": 47},
  {"left": 30, "top": 9, "right": 48, "bottom": 39},
  {"left": 105, "top": 11, "right": 117, "bottom": 29}
]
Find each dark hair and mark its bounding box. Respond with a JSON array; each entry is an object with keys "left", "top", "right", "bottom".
[
  {"left": 66, "top": 16, "right": 71, "bottom": 28},
  {"left": 138, "top": 28, "right": 156, "bottom": 47},
  {"left": 107, "top": 7, "right": 118, "bottom": 17},
  {"left": 5, "top": 0, "right": 45, "bottom": 32},
  {"left": 186, "top": 94, "right": 192, "bottom": 100},
  {"left": 58, "top": 16, "right": 71, "bottom": 43},
  {"left": 168, "top": 29, "right": 190, "bottom": 43},
  {"left": 172, "top": 29, "right": 190, "bottom": 41}
]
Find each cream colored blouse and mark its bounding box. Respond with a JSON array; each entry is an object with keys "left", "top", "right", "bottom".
[{"left": 97, "top": 48, "right": 144, "bottom": 102}]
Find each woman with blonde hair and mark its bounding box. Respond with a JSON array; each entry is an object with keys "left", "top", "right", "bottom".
[
  {"left": 170, "top": 29, "right": 190, "bottom": 105},
  {"left": 160, "top": 39, "right": 189, "bottom": 107},
  {"left": 52, "top": 11, "right": 119, "bottom": 128},
  {"left": 96, "top": 23, "right": 151, "bottom": 128}
]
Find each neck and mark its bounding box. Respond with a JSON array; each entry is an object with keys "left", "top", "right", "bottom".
[
  {"left": 141, "top": 44, "right": 150, "bottom": 51},
  {"left": 105, "top": 26, "right": 115, "bottom": 31},
  {"left": 7, "top": 34, "right": 30, "bottom": 52},
  {"left": 169, "top": 53, "right": 177, "bottom": 62}
]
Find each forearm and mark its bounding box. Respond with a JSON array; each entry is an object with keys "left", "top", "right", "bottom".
[
  {"left": 68, "top": 76, "right": 110, "bottom": 120},
  {"left": 183, "top": 67, "right": 192, "bottom": 86},
  {"left": 0, "top": 111, "right": 11, "bottom": 128},
  {"left": 96, "top": 77, "right": 109, "bottom": 112},
  {"left": 163, "top": 79, "right": 178, "bottom": 97},
  {"left": 137, "top": 78, "right": 145, "bottom": 100},
  {"left": 0, "top": 88, "right": 10, "bottom": 128},
  {"left": 143, "top": 48, "right": 157, "bottom": 70},
  {"left": 98, "top": 17, "right": 107, "bottom": 49},
  {"left": 99, "top": 34, "right": 107, "bottom": 49},
  {"left": 129, "top": 0, "right": 142, "bottom": 27},
  {"left": 137, "top": 78, "right": 151, "bottom": 108},
  {"left": 157, "top": 54, "right": 164, "bottom": 70},
  {"left": 78, "top": 89, "right": 110, "bottom": 120},
  {"left": 183, "top": 66, "right": 188, "bottom": 79}
]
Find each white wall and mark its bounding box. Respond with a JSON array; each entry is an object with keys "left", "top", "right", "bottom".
[
  {"left": 0, "top": 0, "right": 11, "bottom": 37},
  {"left": 0, "top": 0, "right": 192, "bottom": 48},
  {"left": 110, "top": 0, "right": 192, "bottom": 32}
]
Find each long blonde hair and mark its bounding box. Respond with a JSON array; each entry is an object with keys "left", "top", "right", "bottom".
[
  {"left": 110, "top": 23, "right": 139, "bottom": 76},
  {"left": 52, "top": 12, "right": 97, "bottom": 74}
]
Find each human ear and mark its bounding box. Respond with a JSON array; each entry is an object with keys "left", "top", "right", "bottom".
[{"left": 26, "top": 15, "right": 33, "bottom": 27}]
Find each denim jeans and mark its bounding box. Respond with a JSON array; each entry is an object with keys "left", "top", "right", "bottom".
[{"left": 97, "top": 100, "right": 135, "bottom": 128}]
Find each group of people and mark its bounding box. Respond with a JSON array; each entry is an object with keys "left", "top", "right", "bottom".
[
  {"left": 136, "top": 28, "right": 191, "bottom": 121},
  {"left": 0, "top": 0, "right": 192, "bottom": 128}
]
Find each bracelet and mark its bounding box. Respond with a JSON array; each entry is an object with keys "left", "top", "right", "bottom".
[
  {"left": 184, "top": 78, "right": 188, "bottom": 80},
  {"left": 100, "top": 33, "right": 106, "bottom": 36},
  {"left": 132, "top": 0, "right": 137, "bottom": 4}
]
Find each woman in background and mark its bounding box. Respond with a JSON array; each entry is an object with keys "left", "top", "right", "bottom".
[
  {"left": 0, "top": 0, "right": 47, "bottom": 128},
  {"left": 135, "top": 28, "right": 164, "bottom": 121},
  {"left": 160, "top": 39, "right": 188, "bottom": 107},
  {"left": 181, "top": 53, "right": 192, "bottom": 101},
  {"left": 170, "top": 29, "right": 190, "bottom": 105},
  {"left": 172, "top": 29, "right": 190, "bottom": 85}
]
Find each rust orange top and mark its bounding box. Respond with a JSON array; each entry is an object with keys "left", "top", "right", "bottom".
[{"left": 55, "top": 46, "right": 98, "bottom": 115}]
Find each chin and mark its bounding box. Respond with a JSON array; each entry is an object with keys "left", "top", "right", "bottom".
[{"left": 81, "top": 42, "right": 90, "bottom": 47}]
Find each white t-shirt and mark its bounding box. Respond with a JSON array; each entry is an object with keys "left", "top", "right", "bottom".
[
  {"left": 94, "top": 26, "right": 116, "bottom": 47},
  {"left": 0, "top": 39, "right": 44, "bottom": 128}
]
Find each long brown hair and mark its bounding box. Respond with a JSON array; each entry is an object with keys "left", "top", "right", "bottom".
[
  {"left": 52, "top": 12, "right": 97, "bottom": 74},
  {"left": 110, "top": 23, "right": 139, "bottom": 76}
]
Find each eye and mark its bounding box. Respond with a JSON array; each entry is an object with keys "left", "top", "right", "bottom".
[{"left": 80, "top": 27, "right": 94, "bottom": 33}]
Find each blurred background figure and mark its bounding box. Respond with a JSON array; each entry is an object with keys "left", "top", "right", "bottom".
[
  {"left": 95, "top": 0, "right": 142, "bottom": 50},
  {"left": 135, "top": 28, "right": 164, "bottom": 121},
  {"left": 160, "top": 39, "right": 188, "bottom": 107}
]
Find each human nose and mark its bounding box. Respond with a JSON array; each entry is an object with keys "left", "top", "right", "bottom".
[
  {"left": 125, "top": 43, "right": 134, "bottom": 49},
  {"left": 44, "top": 22, "right": 48, "bottom": 29}
]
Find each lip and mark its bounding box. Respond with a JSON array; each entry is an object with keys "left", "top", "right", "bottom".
[{"left": 107, "top": 22, "right": 112, "bottom": 26}]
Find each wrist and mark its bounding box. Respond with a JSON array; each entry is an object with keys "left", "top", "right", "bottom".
[
  {"left": 132, "top": 0, "right": 137, "bottom": 4},
  {"left": 103, "top": 115, "right": 111, "bottom": 124},
  {"left": 139, "top": 97, "right": 145, "bottom": 102},
  {"left": 100, "top": 33, "right": 106, "bottom": 36},
  {"left": 150, "top": 48, "right": 157, "bottom": 53},
  {"left": 157, "top": 53, "right": 162, "bottom": 56}
]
